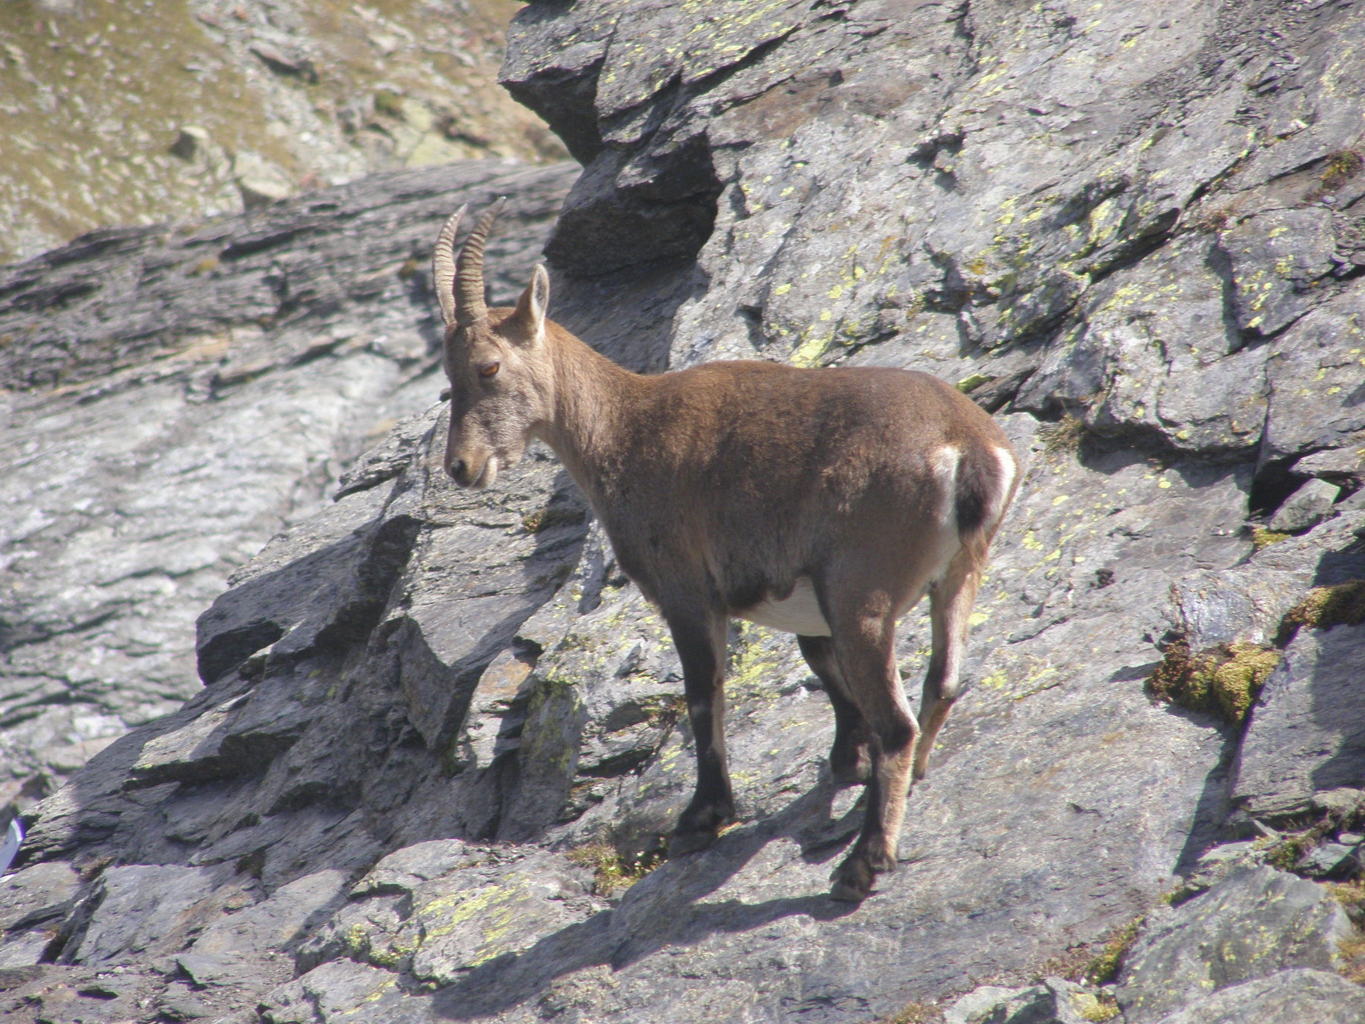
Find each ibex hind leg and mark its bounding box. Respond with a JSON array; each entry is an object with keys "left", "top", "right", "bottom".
[
  {"left": 797, "top": 634, "right": 873, "bottom": 785},
  {"left": 824, "top": 611, "right": 918, "bottom": 902},
  {"left": 914, "top": 548, "right": 983, "bottom": 782}
]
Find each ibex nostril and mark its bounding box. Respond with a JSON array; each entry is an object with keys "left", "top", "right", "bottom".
[{"left": 447, "top": 458, "right": 466, "bottom": 482}]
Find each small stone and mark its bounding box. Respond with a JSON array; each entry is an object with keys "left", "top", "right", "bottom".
[
  {"left": 170, "top": 125, "right": 210, "bottom": 161},
  {"left": 1179, "top": 841, "right": 1260, "bottom": 897},
  {"left": 1267, "top": 478, "right": 1340, "bottom": 533},
  {"left": 1295, "top": 841, "right": 1358, "bottom": 879},
  {"left": 1310, "top": 788, "right": 1365, "bottom": 818},
  {"left": 232, "top": 153, "right": 293, "bottom": 209},
  {"left": 945, "top": 977, "right": 1095, "bottom": 1024}
]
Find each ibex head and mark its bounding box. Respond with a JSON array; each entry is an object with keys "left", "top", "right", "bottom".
[{"left": 432, "top": 200, "right": 553, "bottom": 489}]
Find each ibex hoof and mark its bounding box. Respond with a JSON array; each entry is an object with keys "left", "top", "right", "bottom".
[
  {"left": 830, "top": 748, "right": 873, "bottom": 787},
  {"left": 829, "top": 847, "right": 895, "bottom": 902},
  {"left": 667, "top": 800, "right": 735, "bottom": 858},
  {"left": 667, "top": 826, "right": 718, "bottom": 858}
]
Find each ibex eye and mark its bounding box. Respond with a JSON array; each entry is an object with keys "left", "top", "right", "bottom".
[{"left": 477, "top": 361, "right": 501, "bottom": 379}]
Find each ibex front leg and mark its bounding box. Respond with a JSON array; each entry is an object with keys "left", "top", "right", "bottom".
[{"left": 666, "top": 606, "right": 736, "bottom": 856}]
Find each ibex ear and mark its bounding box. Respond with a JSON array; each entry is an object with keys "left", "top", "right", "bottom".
[{"left": 510, "top": 264, "right": 550, "bottom": 347}]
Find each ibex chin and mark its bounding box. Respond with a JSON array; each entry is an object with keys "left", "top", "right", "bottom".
[{"left": 432, "top": 202, "right": 1019, "bottom": 902}]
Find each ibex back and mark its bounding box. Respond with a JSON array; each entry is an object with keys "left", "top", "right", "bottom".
[{"left": 433, "top": 202, "right": 1019, "bottom": 902}]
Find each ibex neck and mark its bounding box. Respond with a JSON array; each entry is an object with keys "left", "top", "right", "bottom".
[{"left": 537, "top": 332, "right": 646, "bottom": 497}]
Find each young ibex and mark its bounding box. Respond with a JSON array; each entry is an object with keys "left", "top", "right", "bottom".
[{"left": 433, "top": 202, "right": 1019, "bottom": 902}]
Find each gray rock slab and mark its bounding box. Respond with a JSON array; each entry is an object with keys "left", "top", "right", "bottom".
[
  {"left": 1148, "top": 968, "right": 1365, "bottom": 1024},
  {"left": 0, "top": 860, "right": 79, "bottom": 935},
  {"left": 259, "top": 960, "right": 408, "bottom": 1024},
  {"left": 1260, "top": 288, "right": 1365, "bottom": 469},
  {"left": 1116, "top": 866, "right": 1353, "bottom": 1024},
  {"left": 298, "top": 842, "right": 599, "bottom": 988},
  {"left": 0, "top": 964, "right": 172, "bottom": 1024},
  {"left": 1219, "top": 207, "right": 1338, "bottom": 338},
  {"left": 66, "top": 863, "right": 235, "bottom": 965},
  {"left": 1232, "top": 624, "right": 1365, "bottom": 822},
  {"left": 176, "top": 869, "right": 348, "bottom": 989},
  {"left": 0, "top": 860, "right": 80, "bottom": 968}
]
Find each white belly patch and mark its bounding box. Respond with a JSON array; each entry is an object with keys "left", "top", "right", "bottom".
[{"left": 735, "top": 576, "right": 832, "bottom": 636}]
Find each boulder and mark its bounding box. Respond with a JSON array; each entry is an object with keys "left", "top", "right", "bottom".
[
  {"left": 1116, "top": 866, "right": 1353, "bottom": 1023},
  {"left": 1232, "top": 624, "right": 1365, "bottom": 823}
]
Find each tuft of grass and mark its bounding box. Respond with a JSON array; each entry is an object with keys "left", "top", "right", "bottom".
[
  {"left": 566, "top": 842, "right": 662, "bottom": 897},
  {"left": 1259, "top": 826, "right": 1325, "bottom": 872},
  {"left": 1320, "top": 150, "right": 1364, "bottom": 193},
  {"left": 878, "top": 1001, "right": 942, "bottom": 1024},
  {"left": 1277, "top": 580, "right": 1365, "bottom": 645},
  {"left": 1148, "top": 638, "right": 1281, "bottom": 724},
  {"left": 1328, "top": 880, "right": 1365, "bottom": 984},
  {"left": 1338, "top": 934, "right": 1365, "bottom": 985},
  {"left": 1035, "top": 942, "right": 1096, "bottom": 983},
  {"left": 1329, "top": 879, "right": 1365, "bottom": 922},
  {"left": 1083, "top": 914, "right": 1147, "bottom": 986},
  {"left": 1039, "top": 414, "right": 1086, "bottom": 457},
  {"left": 1189, "top": 204, "right": 1235, "bottom": 234}
]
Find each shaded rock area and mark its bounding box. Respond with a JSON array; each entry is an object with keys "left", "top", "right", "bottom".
[{"left": 3, "top": 0, "right": 1365, "bottom": 1022}]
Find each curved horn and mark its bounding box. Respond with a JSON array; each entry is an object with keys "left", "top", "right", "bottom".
[
  {"left": 455, "top": 197, "right": 507, "bottom": 327},
  {"left": 432, "top": 205, "right": 466, "bottom": 328}
]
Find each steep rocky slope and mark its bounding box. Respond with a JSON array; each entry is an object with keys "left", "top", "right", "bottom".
[
  {"left": 0, "top": 0, "right": 564, "bottom": 264},
  {"left": 0, "top": 158, "right": 577, "bottom": 810},
  {"left": 3, "top": 0, "right": 1365, "bottom": 1022}
]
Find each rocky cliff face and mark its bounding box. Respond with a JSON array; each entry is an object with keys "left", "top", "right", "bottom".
[{"left": 3, "top": 1, "right": 1365, "bottom": 1022}]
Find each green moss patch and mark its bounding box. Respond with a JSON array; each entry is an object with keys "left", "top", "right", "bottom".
[
  {"left": 1250, "top": 525, "right": 1293, "bottom": 550},
  {"left": 1277, "top": 580, "right": 1365, "bottom": 645},
  {"left": 1148, "top": 639, "right": 1281, "bottom": 724}
]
